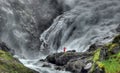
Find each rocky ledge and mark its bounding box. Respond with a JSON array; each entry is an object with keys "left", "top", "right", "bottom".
[
  {"left": 44, "top": 34, "right": 120, "bottom": 73},
  {"left": 0, "top": 42, "right": 38, "bottom": 73}
]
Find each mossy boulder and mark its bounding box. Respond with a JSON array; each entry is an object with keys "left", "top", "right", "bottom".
[{"left": 0, "top": 50, "right": 38, "bottom": 73}]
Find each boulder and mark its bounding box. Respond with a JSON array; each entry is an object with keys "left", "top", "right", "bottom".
[
  {"left": 65, "top": 60, "right": 84, "bottom": 73},
  {"left": 46, "top": 52, "right": 83, "bottom": 66},
  {"left": 46, "top": 51, "right": 93, "bottom": 73},
  {"left": 55, "top": 52, "right": 82, "bottom": 66},
  {"left": 46, "top": 52, "right": 64, "bottom": 64},
  {"left": 55, "top": 66, "right": 64, "bottom": 70}
]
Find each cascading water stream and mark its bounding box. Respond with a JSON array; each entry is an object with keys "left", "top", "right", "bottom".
[
  {"left": 40, "top": 0, "right": 120, "bottom": 54},
  {"left": 0, "top": 0, "right": 120, "bottom": 73}
]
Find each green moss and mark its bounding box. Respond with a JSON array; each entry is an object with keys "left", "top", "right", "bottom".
[
  {"left": 89, "top": 48, "right": 101, "bottom": 73},
  {"left": 0, "top": 50, "right": 36, "bottom": 73},
  {"left": 95, "top": 52, "right": 120, "bottom": 73},
  {"left": 96, "top": 61, "right": 104, "bottom": 69},
  {"left": 93, "top": 48, "right": 101, "bottom": 63},
  {"left": 96, "top": 38, "right": 120, "bottom": 73},
  {"left": 101, "top": 53, "right": 120, "bottom": 73},
  {"left": 0, "top": 50, "right": 14, "bottom": 61},
  {"left": 105, "top": 43, "right": 119, "bottom": 52}
]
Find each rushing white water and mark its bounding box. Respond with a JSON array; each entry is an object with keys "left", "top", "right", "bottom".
[
  {"left": 0, "top": 0, "right": 120, "bottom": 73},
  {"left": 18, "top": 58, "right": 71, "bottom": 73},
  {"left": 13, "top": 54, "right": 71, "bottom": 73},
  {"left": 40, "top": 0, "right": 120, "bottom": 54}
]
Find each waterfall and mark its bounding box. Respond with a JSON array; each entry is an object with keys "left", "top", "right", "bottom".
[
  {"left": 40, "top": 0, "right": 120, "bottom": 54},
  {"left": 0, "top": 0, "right": 120, "bottom": 73}
]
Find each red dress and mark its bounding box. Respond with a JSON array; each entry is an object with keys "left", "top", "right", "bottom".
[{"left": 64, "top": 47, "right": 66, "bottom": 52}]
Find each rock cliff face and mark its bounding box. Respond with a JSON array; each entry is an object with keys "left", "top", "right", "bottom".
[
  {"left": 0, "top": 0, "right": 63, "bottom": 58},
  {"left": 45, "top": 35, "right": 120, "bottom": 73}
]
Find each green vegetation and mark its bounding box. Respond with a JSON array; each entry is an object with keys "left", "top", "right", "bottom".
[
  {"left": 87, "top": 35, "right": 120, "bottom": 73},
  {"left": 94, "top": 35, "right": 120, "bottom": 73},
  {"left": 0, "top": 50, "right": 36, "bottom": 73},
  {"left": 97, "top": 53, "right": 120, "bottom": 73},
  {"left": 105, "top": 43, "right": 119, "bottom": 52},
  {"left": 90, "top": 48, "right": 101, "bottom": 73},
  {"left": 93, "top": 48, "right": 101, "bottom": 62}
]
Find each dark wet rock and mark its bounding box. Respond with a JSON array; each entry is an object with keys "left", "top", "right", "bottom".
[
  {"left": 55, "top": 66, "right": 64, "bottom": 70},
  {"left": 40, "top": 59, "right": 46, "bottom": 62},
  {"left": 46, "top": 52, "right": 90, "bottom": 66},
  {"left": 116, "top": 24, "right": 120, "bottom": 33},
  {"left": 42, "top": 63, "right": 51, "bottom": 68},
  {"left": 46, "top": 52, "right": 64, "bottom": 64},
  {"left": 65, "top": 53, "right": 93, "bottom": 73},
  {"left": 0, "top": 42, "right": 10, "bottom": 52},
  {"left": 111, "top": 45, "right": 120, "bottom": 54},
  {"left": 112, "top": 34, "right": 120, "bottom": 44},
  {"left": 88, "top": 44, "right": 97, "bottom": 52},
  {"left": 55, "top": 52, "right": 82, "bottom": 66},
  {"left": 46, "top": 51, "right": 93, "bottom": 72},
  {"left": 0, "top": 42, "right": 14, "bottom": 55},
  {"left": 67, "top": 50, "right": 76, "bottom": 52},
  {"left": 65, "top": 60, "right": 84, "bottom": 73},
  {"left": 88, "top": 44, "right": 103, "bottom": 52}
]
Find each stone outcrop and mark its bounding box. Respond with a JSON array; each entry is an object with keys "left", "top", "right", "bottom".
[{"left": 45, "top": 34, "right": 120, "bottom": 73}]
